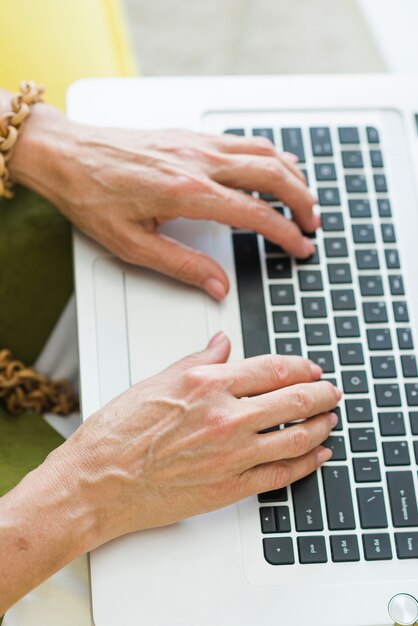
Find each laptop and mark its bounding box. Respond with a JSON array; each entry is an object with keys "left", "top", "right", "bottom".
[{"left": 68, "top": 75, "right": 418, "bottom": 626}]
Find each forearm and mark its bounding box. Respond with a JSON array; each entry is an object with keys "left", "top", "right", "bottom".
[{"left": 0, "top": 442, "right": 96, "bottom": 616}]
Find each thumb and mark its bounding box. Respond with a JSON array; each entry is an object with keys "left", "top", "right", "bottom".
[{"left": 165, "top": 331, "right": 231, "bottom": 375}]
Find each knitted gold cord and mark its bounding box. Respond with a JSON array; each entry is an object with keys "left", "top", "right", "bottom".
[{"left": 0, "top": 80, "right": 45, "bottom": 199}]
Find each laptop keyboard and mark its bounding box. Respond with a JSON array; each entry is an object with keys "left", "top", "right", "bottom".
[{"left": 226, "top": 124, "right": 418, "bottom": 566}]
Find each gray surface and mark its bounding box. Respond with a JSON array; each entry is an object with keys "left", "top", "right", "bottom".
[{"left": 123, "top": 0, "right": 386, "bottom": 75}]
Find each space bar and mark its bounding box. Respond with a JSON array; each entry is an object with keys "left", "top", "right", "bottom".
[{"left": 232, "top": 233, "right": 270, "bottom": 357}]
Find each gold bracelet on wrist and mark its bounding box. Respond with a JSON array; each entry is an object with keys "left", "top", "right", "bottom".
[{"left": 0, "top": 80, "right": 45, "bottom": 199}]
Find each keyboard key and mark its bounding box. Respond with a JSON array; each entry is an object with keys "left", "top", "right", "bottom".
[
  {"left": 260, "top": 506, "right": 276, "bottom": 533},
  {"left": 296, "top": 245, "right": 320, "bottom": 265},
  {"left": 318, "top": 187, "right": 340, "bottom": 206},
  {"left": 346, "top": 174, "right": 367, "bottom": 193},
  {"left": 374, "top": 174, "right": 388, "bottom": 193},
  {"left": 375, "top": 383, "right": 401, "bottom": 407},
  {"left": 264, "top": 239, "right": 284, "bottom": 253},
  {"left": 322, "top": 466, "right": 355, "bottom": 530},
  {"left": 308, "top": 351, "right": 335, "bottom": 373},
  {"left": 270, "top": 284, "right": 295, "bottom": 305},
  {"left": 253, "top": 128, "right": 274, "bottom": 143},
  {"left": 338, "top": 127, "right": 360, "bottom": 144},
  {"left": 273, "top": 311, "right": 299, "bottom": 333},
  {"left": 233, "top": 233, "right": 270, "bottom": 357},
  {"left": 342, "top": 150, "right": 364, "bottom": 169},
  {"left": 415, "top": 442, "right": 418, "bottom": 464},
  {"left": 353, "top": 224, "right": 375, "bottom": 244},
  {"left": 267, "top": 257, "right": 292, "bottom": 279},
  {"left": 338, "top": 343, "right": 364, "bottom": 366},
  {"left": 300, "top": 169, "right": 309, "bottom": 185},
  {"left": 401, "top": 355, "right": 418, "bottom": 378},
  {"left": 356, "top": 249, "right": 379, "bottom": 270},
  {"left": 275, "top": 506, "right": 291, "bottom": 532},
  {"left": 298, "top": 270, "right": 323, "bottom": 291},
  {"left": 389, "top": 275, "right": 404, "bottom": 296},
  {"left": 224, "top": 128, "right": 245, "bottom": 136},
  {"left": 405, "top": 383, "right": 418, "bottom": 406},
  {"left": 371, "top": 356, "right": 397, "bottom": 379},
  {"left": 325, "top": 237, "right": 348, "bottom": 258},
  {"left": 349, "top": 427, "right": 377, "bottom": 452},
  {"left": 331, "top": 289, "right": 356, "bottom": 311},
  {"left": 297, "top": 536, "right": 327, "bottom": 564},
  {"left": 393, "top": 301, "right": 409, "bottom": 322},
  {"left": 385, "top": 249, "right": 400, "bottom": 269},
  {"left": 302, "top": 297, "right": 327, "bottom": 318},
  {"left": 323, "top": 435, "right": 346, "bottom": 460},
  {"left": 366, "top": 127, "right": 380, "bottom": 144},
  {"left": 321, "top": 212, "right": 344, "bottom": 231},
  {"left": 410, "top": 412, "right": 418, "bottom": 434},
  {"left": 276, "top": 338, "right": 302, "bottom": 356},
  {"left": 367, "top": 328, "right": 392, "bottom": 350},
  {"left": 395, "top": 532, "right": 418, "bottom": 559},
  {"left": 379, "top": 412, "right": 406, "bottom": 436},
  {"left": 346, "top": 399, "right": 372, "bottom": 423},
  {"left": 263, "top": 537, "right": 295, "bottom": 565},
  {"left": 363, "top": 533, "right": 392, "bottom": 561},
  {"left": 305, "top": 323, "right": 331, "bottom": 346},
  {"left": 370, "top": 149, "right": 384, "bottom": 168},
  {"left": 328, "top": 263, "right": 352, "bottom": 284},
  {"left": 357, "top": 487, "right": 388, "bottom": 528},
  {"left": 383, "top": 441, "right": 410, "bottom": 466},
  {"left": 349, "top": 199, "right": 371, "bottom": 218},
  {"left": 342, "top": 370, "right": 368, "bottom": 393},
  {"left": 258, "top": 488, "right": 288, "bottom": 503},
  {"left": 381, "top": 223, "right": 396, "bottom": 243},
  {"left": 335, "top": 316, "right": 360, "bottom": 338},
  {"left": 292, "top": 471, "right": 323, "bottom": 532},
  {"left": 310, "top": 127, "right": 333, "bottom": 156},
  {"left": 360, "top": 276, "right": 384, "bottom": 297},
  {"left": 377, "top": 198, "right": 392, "bottom": 217},
  {"left": 363, "top": 301, "right": 388, "bottom": 324},
  {"left": 315, "top": 163, "right": 337, "bottom": 181},
  {"left": 281, "top": 128, "right": 305, "bottom": 163},
  {"left": 387, "top": 471, "right": 418, "bottom": 527},
  {"left": 353, "top": 457, "right": 381, "bottom": 483},
  {"left": 397, "top": 328, "right": 414, "bottom": 350},
  {"left": 259, "top": 191, "right": 278, "bottom": 202},
  {"left": 330, "top": 535, "right": 360, "bottom": 562}
]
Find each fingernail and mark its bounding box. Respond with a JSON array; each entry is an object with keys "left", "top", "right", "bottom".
[
  {"left": 318, "top": 446, "right": 333, "bottom": 463},
  {"left": 310, "top": 363, "right": 323, "bottom": 379},
  {"left": 208, "top": 331, "right": 226, "bottom": 348},
  {"left": 284, "top": 152, "right": 299, "bottom": 162},
  {"left": 313, "top": 214, "right": 321, "bottom": 229},
  {"left": 302, "top": 237, "right": 315, "bottom": 255},
  {"left": 335, "top": 387, "right": 343, "bottom": 400},
  {"left": 205, "top": 278, "right": 227, "bottom": 300},
  {"left": 329, "top": 412, "right": 338, "bottom": 428},
  {"left": 310, "top": 194, "right": 318, "bottom": 205}
]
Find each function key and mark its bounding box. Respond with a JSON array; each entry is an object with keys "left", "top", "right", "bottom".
[
  {"left": 381, "top": 223, "right": 396, "bottom": 243},
  {"left": 352, "top": 224, "right": 375, "bottom": 244},
  {"left": 346, "top": 174, "right": 367, "bottom": 193},
  {"left": 389, "top": 275, "right": 404, "bottom": 296},
  {"left": 356, "top": 487, "right": 388, "bottom": 528},
  {"left": 360, "top": 276, "right": 384, "bottom": 297},
  {"left": 298, "top": 269, "right": 323, "bottom": 291},
  {"left": 331, "top": 289, "right": 356, "bottom": 311},
  {"left": 356, "top": 249, "right": 379, "bottom": 270},
  {"left": 315, "top": 162, "right": 337, "bottom": 181},
  {"left": 395, "top": 532, "right": 418, "bottom": 559},
  {"left": 377, "top": 198, "right": 392, "bottom": 218},
  {"left": 349, "top": 427, "right": 377, "bottom": 452},
  {"left": 353, "top": 457, "right": 381, "bottom": 483},
  {"left": 385, "top": 249, "right": 400, "bottom": 269},
  {"left": 273, "top": 311, "right": 299, "bottom": 333},
  {"left": 383, "top": 441, "right": 410, "bottom": 466},
  {"left": 310, "top": 127, "right": 333, "bottom": 156},
  {"left": 335, "top": 316, "right": 360, "bottom": 338},
  {"left": 302, "top": 296, "right": 327, "bottom": 318},
  {"left": 387, "top": 471, "right": 418, "bottom": 527},
  {"left": 374, "top": 174, "right": 388, "bottom": 193},
  {"left": 370, "top": 149, "right": 384, "bottom": 168},
  {"left": 305, "top": 323, "right": 331, "bottom": 346},
  {"left": 397, "top": 328, "right": 414, "bottom": 350},
  {"left": 224, "top": 128, "right": 245, "bottom": 136},
  {"left": 263, "top": 537, "right": 295, "bottom": 565},
  {"left": 342, "top": 370, "right": 368, "bottom": 393},
  {"left": 270, "top": 284, "right": 295, "bottom": 305},
  {"left": 260, "top": 506, "right": 277, "bottom": 533},
  {"left": 378, "top": 412, "right": 406, "bottom": 437},
  {"left": 323, "top": 435, "right": 347, "bottom": 461},
  {"left": 338, "top": 343, "right": 364, "bottom": 366},
  {"left": 328, "top": 263, "right": 352, "bottom": 284},
  {"left": 371, "top": 355, "right": 397, "bottom": 379},
  {"left": 367, "top": 328, "right": 392, "bottom": 350},
  {"left": 281, "top": 128, "right": 306, "bottom": 163},
  {"left": 330, "top": 535, "right": 360, "bottom": 562},
  {"left": 342, "top": 150, "right": 363, "bottom": 169},
  {"left": 393, "top": 301, "right": 409, "bottom": 322},
  {"left": 297, "top": 536, "right": 327, "bottom": 564},
  {"left": 409, "top": 411, "right": 418, "bottom": 435},
  {"left": 318, "top": 187, "right": 340, "bottom": 206},
  {"left": 321, "top": 212, "right": 344, "bottom": 232},
  {"left": 253, "top": 128, "right": 274, "bottom": 143},
  {"left": 363, "top": 301, "right": 388, "bottom": 324},
  {"left": 349, "top": 199, "right": 371, "bottom": 218},
  {"left": 308, "top": 350, "right": 335, "bottom": 373},
  {"left": 363, "top": 533, "right": 392, "bottom": 561},
  {"left": 267, "top": 257, "right": 292, "bottom": 279},
  {"left": 366, "top": 126, "right": 380, "bottom": 144},
  {"left": 325, "top": 237, "right": 348, "bottom": 258},
  {"left": 276, "top": 337, "right": 302, "bottom": 356},
  {"left": 405, "top": 383, "right": 418, "bottom": 407},
  {"left": 401, "top": 355, "right": 418, "bottom": 378},
  {"left": 374, "top": 383, "right": 401, "bottom": 408},
  {"left": 338, "top": 127, "right": 360, "bottom": 144},
  {"left": 258, "top": 488, "right": 288, "bottom": 503}
]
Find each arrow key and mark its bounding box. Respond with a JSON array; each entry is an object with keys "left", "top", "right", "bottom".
[
  {"left": 275, "top": 506, "right": 291, "bottom": 533},
  {"left": 263, "top": 537, "right": 295, "bottom": 565}
]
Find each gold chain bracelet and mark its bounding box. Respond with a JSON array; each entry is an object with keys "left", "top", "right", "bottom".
[{"left": 0, "top": 80, "right": 45, "bottom": 199}]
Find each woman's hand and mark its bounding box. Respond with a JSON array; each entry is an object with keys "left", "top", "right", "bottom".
[{"left": 9, "top": 103, "right": 318, "bottom": 300}]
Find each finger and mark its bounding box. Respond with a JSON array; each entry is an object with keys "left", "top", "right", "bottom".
[
  {"left": 205, "top": 354, "right": 322, "bottom": 398},
  {"left": 114, "top": 227, "right": 230, "bottom": 300},
  {"left": 242, "top": 381, "right": 342, "bottom": 432},
  {"left": 212, "top": 154, "right": 317, "bottom": 233},
  {"left": 240, "top": 446, "right": 332, "bottom": 497},
  {"left": 163, "top": 331, "right": 231, "bottom": 376},
  {"left": 253, "top": 412, "right": 337, "bottom": 466}
]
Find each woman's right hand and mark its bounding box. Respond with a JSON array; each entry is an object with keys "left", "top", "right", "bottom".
[{"left": 59, "top": 331, "right": 341, "bottom": 548}]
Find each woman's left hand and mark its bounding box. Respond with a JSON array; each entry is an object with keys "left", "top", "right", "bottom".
[{"left": 9, "top": 104, "right": 318, "bottom": 300}]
